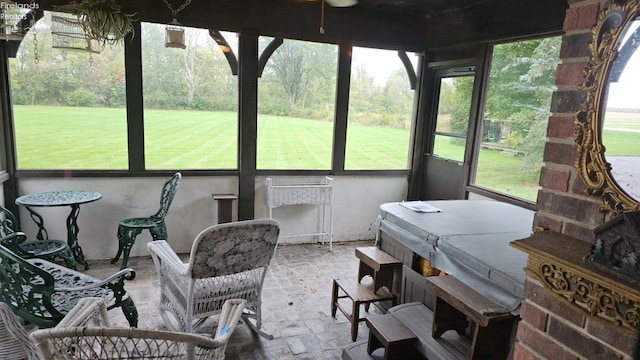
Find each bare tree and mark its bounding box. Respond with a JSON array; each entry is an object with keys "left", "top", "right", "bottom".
[{"left": 180, "top": 29, "right": 199, "bottom": 103}]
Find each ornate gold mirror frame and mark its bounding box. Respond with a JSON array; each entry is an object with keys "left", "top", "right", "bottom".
[{"left": 575, "top": 0, "right": 640, "bottom": 213}]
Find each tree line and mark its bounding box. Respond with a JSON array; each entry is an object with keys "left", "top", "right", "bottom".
[
  {"left": 445, "top": 36, "right": 561, "bottom": 178},
  {"left": 10, "top": 13, "right": 415, "bottom": 129}
]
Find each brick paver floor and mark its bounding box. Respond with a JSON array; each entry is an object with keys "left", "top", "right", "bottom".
[{"left": 85, "top": 240, "right": 381, "bottom": 360}]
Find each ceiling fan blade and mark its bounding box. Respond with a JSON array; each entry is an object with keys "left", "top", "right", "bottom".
[{"left": 325, "top": 0, "right": 358, "bottom": 7}]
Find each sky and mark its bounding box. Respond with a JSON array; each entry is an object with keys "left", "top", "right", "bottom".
[
  {"left": 189, "top": 28, "right": 419, "bottom": 87},
  {"left": 352, "top": 47, "right": 419, "bottom": 86},
  {"left": 605, "top": 20, "right": 640, "bottom": 110}
]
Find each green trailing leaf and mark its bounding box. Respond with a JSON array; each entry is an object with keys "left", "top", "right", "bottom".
[{"left": 75, "top": 0, "right": 136, "bottom": 46}]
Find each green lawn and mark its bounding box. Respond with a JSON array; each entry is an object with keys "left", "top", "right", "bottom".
[
  {"left": 14, "top": 106, "right": 129, "bottom": 169},
  {"left": 476, "top": 150, "right": 539, "bottom": 200},
  {"left": 257, "top": 114, "right": 332, "bottom": 169},
  {"left": 601, "top": 129, "right": 640, "bottom": 156},
  {"left": 13, "top": 105, "right": 411, "bottom": 170},
  {"left": 18, "top": 105, "right": 638, "bottom": 203}
]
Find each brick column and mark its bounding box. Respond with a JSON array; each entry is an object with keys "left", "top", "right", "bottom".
[
  {"left": 517, "top": 1, "right": 639, "bottom": 357},
  {"left": 534, "top": 0, "right": 605, "bottom": 242}
]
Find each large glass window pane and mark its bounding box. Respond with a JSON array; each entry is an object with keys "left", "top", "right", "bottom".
[
  {"left": 142, "top": 23, "right": 238, "bottom": 169},
  {"left": 257, "top": 39, "right": 337, "bottom": 170},
  {"left": 10, "top": 12, "right": 128, "bottom": 169},
  {"left": 345, "top": 47, "right": 417, "bottom": 169},
  {"left": 432, "top": 75, "right": 473, "bottom": 162},
  {"left": 474, "top": 37, "right": 561, "bottom": 201}
]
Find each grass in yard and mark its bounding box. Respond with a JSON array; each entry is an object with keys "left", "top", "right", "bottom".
[
  {"left": 432, "top": 136, "right": 539, "bottom": 201},
  {"left": 257, "top": 114, "right": 333, "bottom": 169},
  {"left": 476, "top": 149, "right": 539, "bottom": 201},
  {"left": 14, "top": 106, "right": 412, "bottom": 170},
  {"left": 144, "top": 109, "right": 238, "bottom": 169},
  {"left": 603, "top": 111, "right": 640, "bottom": 156},
  {"left": 345, "top": 123, "right": 411, "bottom": 169},
  {"left": 15, "top": 105, "right": 610, "bottom": 202},
  {"left": 13, "top": 105, "right": 128, "bottom": 169},
  {"left": 601, "top": 129, "right": 640, "bottom": 156},
  {"left": 433, "top": 135, "right": 465, "bottom": 161}
]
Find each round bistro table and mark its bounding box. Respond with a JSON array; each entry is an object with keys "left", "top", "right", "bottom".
[{"left": 16, "top": 190, "right": 102, "bottom": 270}]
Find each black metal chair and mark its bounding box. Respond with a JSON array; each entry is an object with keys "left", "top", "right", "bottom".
[
  {"left": 0, "top": 205, "right": 76, "bottom": 270},
  {"left": 111, "top": 172, "right": 182, "bottom": 269}
]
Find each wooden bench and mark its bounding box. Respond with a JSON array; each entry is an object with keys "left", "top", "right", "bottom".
[
  {"left": 342, "top": 302, "right": 469, "bottom": 360},
  {"left": 366, "top": 314, "right": 419, "bottom": 360},
  {"left": 425, "top": 275, "right": 517, "bottom": 359},
  {"left": 355, "top": 247, "right": 402, "bottom": 293},
  {"left": 342, "top": 274, "right": 518, "bottom": 360}
]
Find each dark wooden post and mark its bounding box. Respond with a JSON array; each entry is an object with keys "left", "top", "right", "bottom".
[
  {"left": 237, "top": 32, "right": 259, "bottom": 221},
  {"left": 212, "top": 194, "right": 237, "bottom": 224}
]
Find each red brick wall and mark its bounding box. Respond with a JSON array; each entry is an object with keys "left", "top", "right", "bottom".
[
  {"left": 534, "top": 0, "right": 606, "bottom": 244},
  {"left": 515, "top": 278, "right": 636, "bottom": 358},
  {"left": 516, "top": 0, "right": 638, "bottom": 358}
]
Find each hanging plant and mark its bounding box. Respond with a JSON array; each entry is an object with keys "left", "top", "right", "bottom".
[{"left": 74, "top": 0, "right": 136, "bottom": 46}]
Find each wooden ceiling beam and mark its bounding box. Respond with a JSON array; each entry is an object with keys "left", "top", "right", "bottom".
[
  {"left": 22, "top": 0, "right": 567, "bottom": 52},
  {"left": 425, "top": 0, "right": 568, "bottom": 48},
  {"left": 31, "top": 0, "right": 429, "bottom": 51}
]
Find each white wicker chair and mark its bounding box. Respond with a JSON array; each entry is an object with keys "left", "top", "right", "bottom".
[
  {"left": 147, "top": 219, "right": 280, "bottom": 339},
  {"left": 30, "top": 297, "right": 246, "bottom": 360},
  {"left": 0, "top": 302, "right": 40, "bottom": 360}
]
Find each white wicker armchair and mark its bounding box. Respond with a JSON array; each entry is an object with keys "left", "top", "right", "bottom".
[
  {"left": 147, "top": 219, "right": 280, "bottom": 339},
  {"left": 0, "top": 302, "right": 40, "bottom": 360},
  {"left": 30, "top": 297, "right": 246, "bottom": 360}
]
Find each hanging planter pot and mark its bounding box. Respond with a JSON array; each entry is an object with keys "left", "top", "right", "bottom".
[
  {"left": 165, "top": 24, "right": 185, "bottom": 48},
  {"left": 72, "top": 0, "right": 136, "bottom": 46}
]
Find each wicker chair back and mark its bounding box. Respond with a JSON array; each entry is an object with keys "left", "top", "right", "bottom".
[
  {"left": 189, "top": 219, "right": 280, "bottom": 279},
  {"left": 0, "top": 301, "right": 41, "bottom": 360},
  {"left": 147, "top": 219, "right": 279, "bottom": 337},
  {"left": 31, "top": 297, "right": 245, "bottom": 360}
]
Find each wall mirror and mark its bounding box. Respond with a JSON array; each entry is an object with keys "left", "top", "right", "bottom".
[{"left": 576, "top": 0, "right": 640, "bottom": 213}]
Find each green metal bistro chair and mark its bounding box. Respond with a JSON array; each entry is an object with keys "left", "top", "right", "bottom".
[
  {"left": 111, "top": 172, "right": 182, "bottom": 269},
  {"left": 0, "top": 241, "right": 138, "bottom": 329},
  {"left": 0, "top": 205, "right": 76, "bottom": 270}
]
